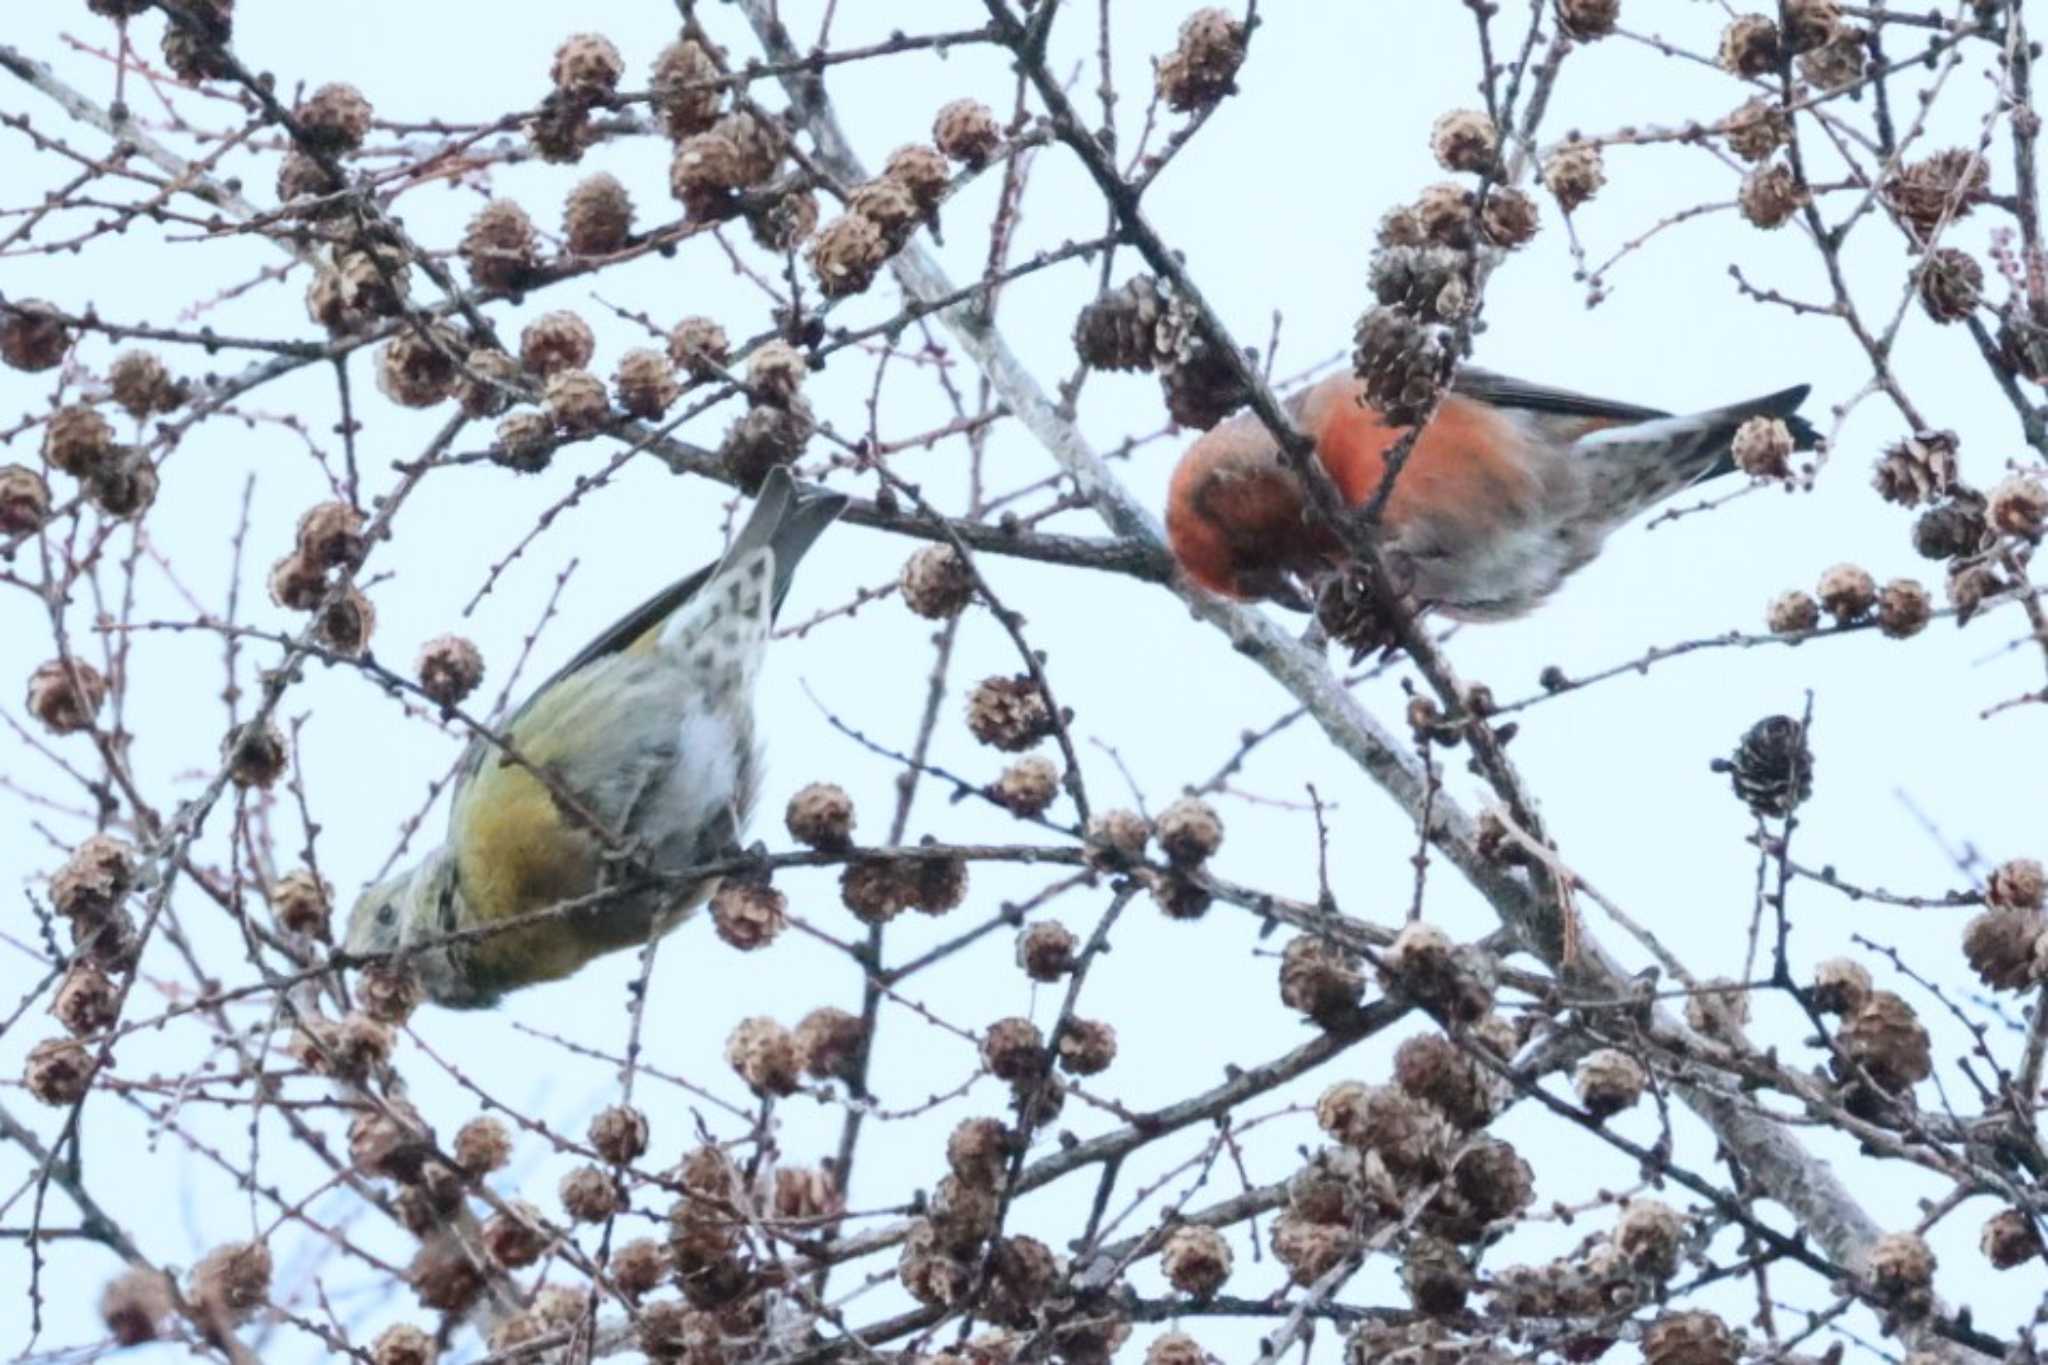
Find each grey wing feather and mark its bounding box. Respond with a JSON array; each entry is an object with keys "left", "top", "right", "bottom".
[
  {"left": 1663, "top": 384, "right": 1819, "bottom": 479},
  {"left": 1452, "top": 367, "right": 1672, "bottom": 423},
  {"left": 1459, "top": 370, "right": 1818, "bottom": 484},
  {"left": 1573, "top": 383, "right": 1818, "bottom": 503}
]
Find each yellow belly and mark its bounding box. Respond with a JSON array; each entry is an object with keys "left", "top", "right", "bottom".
[{"left": 454, "top": 757, "right": 607, "bottom": 986}]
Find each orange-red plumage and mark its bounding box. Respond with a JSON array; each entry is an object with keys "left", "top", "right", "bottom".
[
  {"left": 1164, "top": 369, "right": 1815, "bottom": 620},
  {"left": 1308, "top": 380, "right": 1533, "bottom": 548},
  {"left": 1167, "top": 374, "right": 1525, "bottom": 601}
]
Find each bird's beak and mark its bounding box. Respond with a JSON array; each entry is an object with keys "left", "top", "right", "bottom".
[
  {"left": 1231, "top": 566, "right": 1316, "bottom": 613},
  {"left": 1266, "top": 579, "right": 1315, "bottom": 613}
]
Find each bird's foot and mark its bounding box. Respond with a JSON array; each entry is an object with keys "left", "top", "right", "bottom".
[{"left": 599, "top": 834, "right": 664, "bottom": 885}]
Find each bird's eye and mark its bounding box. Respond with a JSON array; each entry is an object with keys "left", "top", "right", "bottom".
[{"left": 375, "top": 903, "right": 396, "bottom": 927}]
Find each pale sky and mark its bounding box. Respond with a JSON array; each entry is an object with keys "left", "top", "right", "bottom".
[{"left": 3, "top": 3, "right": 2041, "bottom": 1362}]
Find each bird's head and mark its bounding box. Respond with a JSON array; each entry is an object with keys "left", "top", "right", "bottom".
[
  {"left": 343, "top": 862, "right": 427, "bottom": 959},
  {"left": 343, "top": 852, "right": 475, "bottom": 1004}
]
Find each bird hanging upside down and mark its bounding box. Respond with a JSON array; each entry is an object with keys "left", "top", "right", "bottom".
[
  {"left": 1165, "top": 369, "right": 1817, "bottom": 621},
  {"left": 344, "top": 467, "right": 845, "bottom": 1008}
]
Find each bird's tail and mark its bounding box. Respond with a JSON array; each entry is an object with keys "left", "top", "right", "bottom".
[
  {"left": 1574, "top": 384, "right": 1817, "bottom": 515},
  {"left": 717, "top": 465, "right": 850, "bottom": 616},
  {"left": 657, "top": 542, "right": 776, "bottom": 694},
  {"left": 1690, "top": 385, "right": 1819, "bottom": 481}
]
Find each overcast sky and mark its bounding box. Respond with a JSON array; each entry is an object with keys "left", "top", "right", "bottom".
[{"left": 4, "top": 4, "right": 2041, "bottom": 1361}]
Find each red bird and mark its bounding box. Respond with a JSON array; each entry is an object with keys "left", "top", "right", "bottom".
[{"left": 1166, "top": 370, "right": 1817, "bottom": 620}]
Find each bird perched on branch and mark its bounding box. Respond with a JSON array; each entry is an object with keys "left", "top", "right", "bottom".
[
  {"left": 344, "top": 468, "right": 846, "bottom": 1008},
  {"left": 1165, "top": 369, "right": 1817, "bottom": 621}
]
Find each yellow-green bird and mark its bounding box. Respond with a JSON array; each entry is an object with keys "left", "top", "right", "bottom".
[{"left": 344, "top": 468, "right": 846, "bottom": 1007}]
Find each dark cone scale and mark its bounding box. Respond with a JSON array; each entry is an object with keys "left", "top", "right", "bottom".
[{"left": 1716, "top": 715, "right": 1813, "bottom": 817}]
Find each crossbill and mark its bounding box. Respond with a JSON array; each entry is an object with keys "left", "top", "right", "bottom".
[
  {"left": 344, "top": 467, "right": 846, "bottom": 1008},
  {"left": 1166, "top": 369, "right": 1817, "bottom": 619}
]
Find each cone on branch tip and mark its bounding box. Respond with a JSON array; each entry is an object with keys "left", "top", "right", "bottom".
[
  {"left": 1872, "top": 430, "right": 1960, "bottom": 508},
  {"left": 1714, "top": 714, "right": 1812, "bottom": 817},
  {"left": 1155, "top": 9, "right": 1247, "bottom": 112},
  {"left": 1553, "top": 0, "right": 1619, "bottom": 40},
  {"left": 899, "top": 544, "right": 976, "bottom": 619},
  {"left": 933, "top": 98, "right": 1000, "bottom": 166},
  {"left": 1156, "top": 293, "right": 1252, "bottom": 429},
  {"left": 1, "top": 300, "right": 71, "bottom": 372},
  {"left": 1073, "top": 276, "right": 1167, "bottom": 373}
]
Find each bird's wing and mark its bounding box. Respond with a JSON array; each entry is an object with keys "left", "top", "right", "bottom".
[
  {"left": 451, "top": 563, "right": 718, "bottom": 789},
  {"left": 1451, "top": 368, "right": 1671, "bottom": 423},
  {"left": 451, "top": 468, "right": 845, "bottom": 791},
  {"left": 544, "top": 566, "right": 719, "bottom": 695}
]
